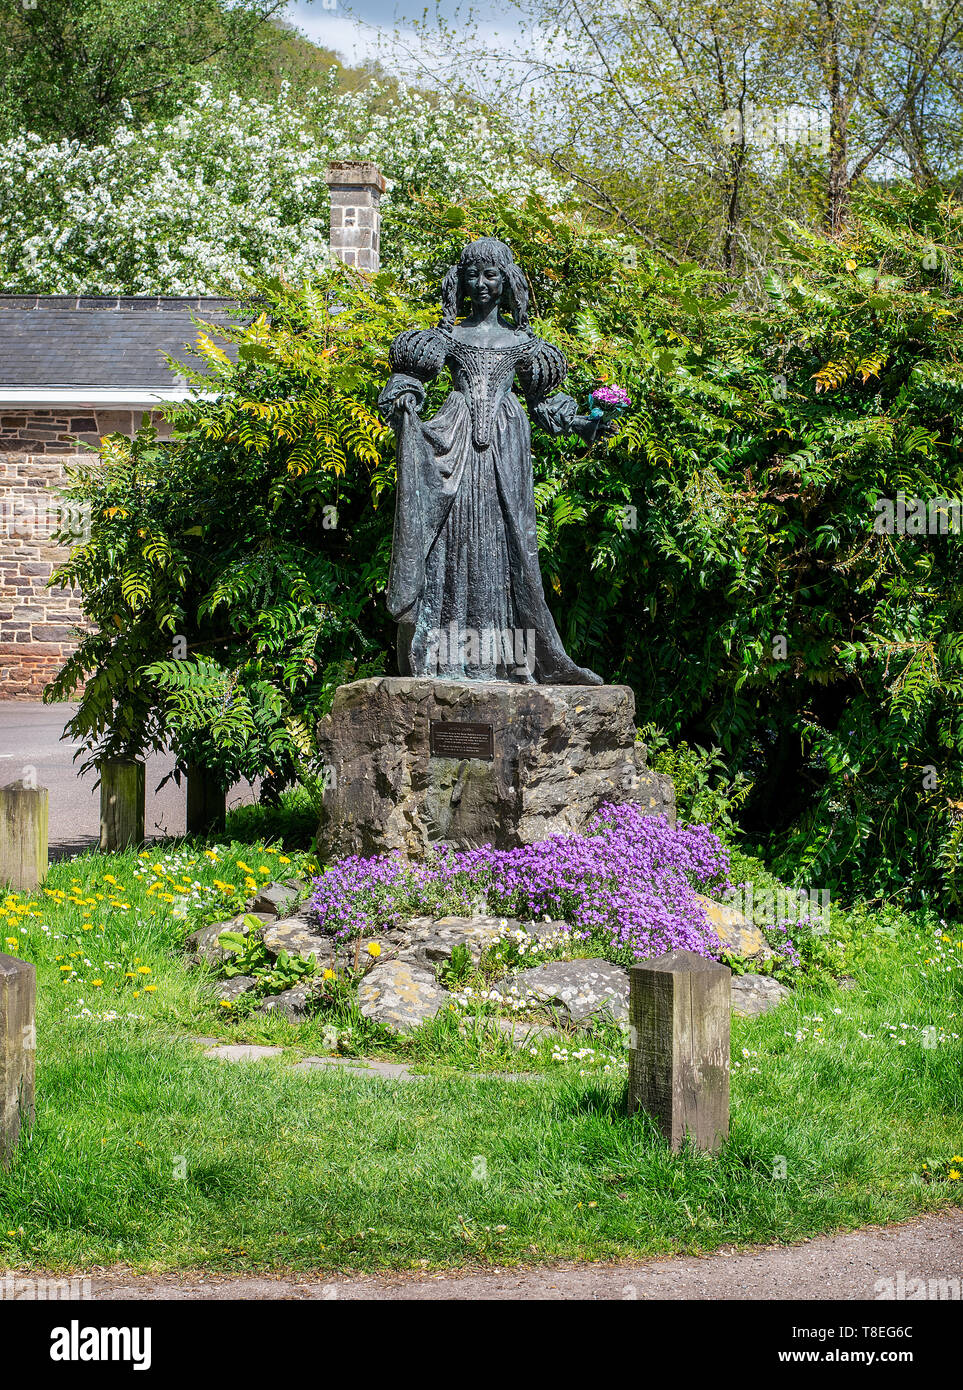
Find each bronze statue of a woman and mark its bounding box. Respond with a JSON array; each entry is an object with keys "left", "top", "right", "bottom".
[{"left": 378, "top": 236, "right": 607, "bottom": 686}]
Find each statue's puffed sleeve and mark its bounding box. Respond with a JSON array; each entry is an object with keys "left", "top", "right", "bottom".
[
  {"left": 517, "top": 338, "right": 605, "bottom": 442},
  {"left": 515, "top": 338, "right": 577, "bottom": 435},
  {"left": 378, "top": 328, "right": 446, "bottom": 422}
]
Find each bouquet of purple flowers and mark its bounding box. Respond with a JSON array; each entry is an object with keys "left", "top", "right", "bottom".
[{"left": 588, "top": 384, "right": 631, "bottom": 420}]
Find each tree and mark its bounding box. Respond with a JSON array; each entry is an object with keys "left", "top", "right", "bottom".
[
  {"left": 0, "top": 0, "right": 289, "bottom": 141},
  {"left": 413, "top": 0, "right": 810, "bottom": 275},
  {"left": 45, "top": 270, "right": 406, "bottom": 797},
  {"left": 798, "top": 0, "right": 963, "bottom": 230},
  {"left": 0, "top": 80, "right": 564, "bottom": 295},
  {"left": 411, "top": 0, "right": 963, "bottom": 261}
]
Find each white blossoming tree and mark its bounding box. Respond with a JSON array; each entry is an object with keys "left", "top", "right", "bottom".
[{"left": 0, "top": 83, "right": 564, "bottom": 295}]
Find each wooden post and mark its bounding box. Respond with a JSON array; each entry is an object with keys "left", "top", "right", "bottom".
[
  {"left": 0, "top": 780, "right": 48, "bottom": 891},
  {"left": 99, "top": 759, "right": 145, "bottom": 851},
  {"left": 628, "top": 949, "right": 730, "bottom": 1153},
  {"left": 0, "top": 954, "right": 36, "bottom": 1167},
  {"left": 186, "top": 763, "right": 226, "bottom": 837}
]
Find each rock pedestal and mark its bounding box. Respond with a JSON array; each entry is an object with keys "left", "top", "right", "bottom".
[{"left": 315, "top": 677, "right": 674, "bottom": 860}]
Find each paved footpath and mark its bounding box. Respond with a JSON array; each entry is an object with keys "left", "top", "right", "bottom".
[{"left": 25, "top": 1210, "right": 963, "bottom": 1300}]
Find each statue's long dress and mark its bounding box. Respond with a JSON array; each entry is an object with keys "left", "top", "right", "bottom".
[{"left": 378, "top": 326, "right": 596, "bottom": 683}]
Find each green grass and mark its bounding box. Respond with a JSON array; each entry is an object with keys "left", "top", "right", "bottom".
[
  {"left": 225, "top": 788, "right": 318, "bottom": 849},
  {"left": 0, "top": 839, "right": 960, "bottom": 1273}
]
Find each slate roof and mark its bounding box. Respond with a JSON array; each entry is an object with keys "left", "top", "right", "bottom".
[{"left": 0, "top": 296, "right": 242, "bottom": 388}]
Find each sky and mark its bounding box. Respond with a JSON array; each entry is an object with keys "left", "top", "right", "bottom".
[{"left": 281, "top": 0, "right": 526, "bottom": 75}]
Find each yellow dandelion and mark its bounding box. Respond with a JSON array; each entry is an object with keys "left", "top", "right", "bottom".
[
  {"left": 91, "top": 980, "right": 103, "bottom": 988},
  {"left": 367, "top": 942, "right": 381, "bottom": 958}
]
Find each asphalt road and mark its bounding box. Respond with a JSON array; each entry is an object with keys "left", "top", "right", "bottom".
[{"left": 0, "top": 701, "right": 258, "bottom": 856}]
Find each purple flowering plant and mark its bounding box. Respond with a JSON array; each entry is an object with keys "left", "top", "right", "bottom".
[
  {"left": 308, "top": 803, "right": 737, "bottom": 965},
  {"left": 588, "top": 384, "right": 631, "bottom": 418}
]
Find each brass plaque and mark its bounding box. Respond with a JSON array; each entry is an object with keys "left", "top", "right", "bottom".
[{"left": 429, "top": 720, "right": 494, "bottom": 761}]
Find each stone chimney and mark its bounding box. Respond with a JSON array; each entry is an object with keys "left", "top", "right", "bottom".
[{"left": 325, "top": 161, "right": 386, "bottom": 272}]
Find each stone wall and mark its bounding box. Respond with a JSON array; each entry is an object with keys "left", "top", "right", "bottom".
[{"left": 0, "top": 410, "right": 169, "bottom": 698}]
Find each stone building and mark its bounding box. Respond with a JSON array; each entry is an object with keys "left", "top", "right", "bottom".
[
  {"left": 0, "top": 161, "right": 386, "bottom": 699},
  {"left": 0, "top": 296, "right": 240, "bottom": 697}
]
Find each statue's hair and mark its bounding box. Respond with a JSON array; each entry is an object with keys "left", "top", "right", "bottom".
[{"left": 439, "top": 237, "right": 531, "bottom": 332}]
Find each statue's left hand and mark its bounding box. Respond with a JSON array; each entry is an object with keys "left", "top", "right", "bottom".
[{"left": 573, "top": 414, "right": 618, "bottom": 444}]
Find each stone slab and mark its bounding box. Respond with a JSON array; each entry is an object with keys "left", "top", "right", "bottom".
[
  {"left": 203, "top": 1044, "right": 284, "bottom": 1061},
  {"left": 357, "top": 958, "right": 448, "bottom": 1032},
  {"left": 292, "top": 1056, "right": 419, "bottom": 1080},
  {"left": 491, "top": 958, "right": 630, "bottom": 1026},
  {"left": 730, "top": 973, "right": 791, "bottom": 1016},
  {"left": 695, "top": 894, "right": 772, "bottom": 961}
]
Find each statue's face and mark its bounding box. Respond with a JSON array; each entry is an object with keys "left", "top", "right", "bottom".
[{"left": 464, "top": 261, "right": 503, "bottom": 310}]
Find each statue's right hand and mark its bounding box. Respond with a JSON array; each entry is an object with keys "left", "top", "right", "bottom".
[
  {"left": 379, "top": 376, "right": 425, "bottom": 424},
  {"left": 385, "top": 391, "right": 421, "bottom": 425}
]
